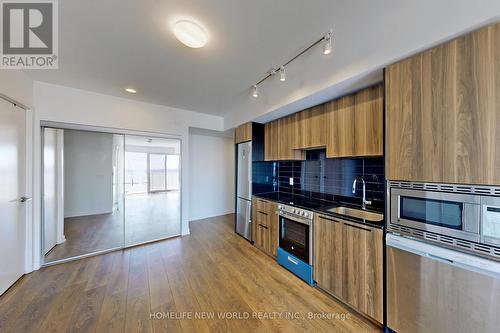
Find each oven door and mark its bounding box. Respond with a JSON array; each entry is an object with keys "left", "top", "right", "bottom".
[
  {"left": 390, "top": 188, "right": 480, "bottom": 242},
  {"left": 279, "top": 215, "right": 310, "bottom": 264}
]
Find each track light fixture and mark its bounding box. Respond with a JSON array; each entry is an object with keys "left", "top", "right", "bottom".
[
  {"left": 323, "top": 30, "right": 333, "bottom": 55},
  {"left": 252, "top": 85, "right": 258, "bottom": 98},
  {"left": 279, "top": 66, "right": 286, "bottom": 82},
  {"left": 250, "top": 29, "right": 333, "bottom": 98}
]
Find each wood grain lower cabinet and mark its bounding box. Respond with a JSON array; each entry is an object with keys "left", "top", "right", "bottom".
[
  {"left": 314, "top": 215, "right": 383, "bottom": 323},
  {"left": 252, "top": 198, "right": 278, "bottom": 257},
  {"left": 314, "top": 215, "right": 343, "bottom": 297}
]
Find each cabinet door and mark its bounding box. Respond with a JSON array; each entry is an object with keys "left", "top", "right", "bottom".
[
  {"left": 235, "top": 122, "right": 252, "bottom": 144},
  {"left": 264, "top": 121, "right": 279, "bottom": 161},
  {"left": 310, "top": 105, "right": 327, "bottom": 148},
  {"left": 326, "top": 96, "right": 355, "bottom": 157},
  {"left": 268, "top": 202, "right": 278, "bottom": 257},
  {"left": 342, "top": 222, "right": 383, "bottom": 323},
  {"left": 314, "top": 215, "right": 343, "bottom": 297},
  {"left": 386, "top": 23, "right": 500, "bottom": 184},
  {"left": 354, "top": 85, "right": 383, "bottom": 156},
  {"left": 296, "top": 106, "right": 326, "bottom": 149},
  {"left": 278, "top": 115, "right": 303, "bottom": 160}
]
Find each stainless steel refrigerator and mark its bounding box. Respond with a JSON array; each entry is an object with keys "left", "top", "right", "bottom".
[{"left": 236, "top": 141, "right": 252, "bottom": 241}]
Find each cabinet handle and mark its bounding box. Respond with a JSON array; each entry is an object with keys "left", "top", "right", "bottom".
[
  {"left": 344, "top": 222, "right": 371, "bottom": 232},
  {"left": 259, "top": 223, "right": 268, "bottom": 229},
  {"left": 319, "top": 216, "right": 340, "bottom": 223},
  {"left": 258, "top": 211, "right": 268, "bottom": 216}
]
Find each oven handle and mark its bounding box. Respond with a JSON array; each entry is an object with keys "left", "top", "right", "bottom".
[{"left": 287, "top": 256, "right": 299, "bottom": 265}]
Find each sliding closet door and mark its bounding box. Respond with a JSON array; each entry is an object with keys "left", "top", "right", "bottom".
[
  {"left": 42, "top": 129, "right": 125, "bottom": 263},
  {"left": 124, "top": 135, "right": 181, "bottom": 246}
]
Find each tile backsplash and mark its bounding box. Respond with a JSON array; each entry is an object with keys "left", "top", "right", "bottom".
[{"left": 253, "top": 149, "right": 385, "bottom": 207}]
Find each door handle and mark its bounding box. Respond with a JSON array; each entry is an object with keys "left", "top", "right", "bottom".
[{"left": 19, "top": 196, "right": 32, "bottom": 203}]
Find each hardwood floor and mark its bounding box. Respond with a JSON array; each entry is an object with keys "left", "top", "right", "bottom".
[{"left": 2, "top": 214, "right": 381, "bottom": 333}]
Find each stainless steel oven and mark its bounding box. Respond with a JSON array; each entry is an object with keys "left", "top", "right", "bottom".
[{"left": 278, "top": 204, "right": 313, "bottom": 264}]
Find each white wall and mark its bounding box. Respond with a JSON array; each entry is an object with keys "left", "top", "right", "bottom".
[
  {"left": 63, "top": 130, "right": 114, "bottom": 217},
  {"left": 189, "top": 131, "right": 235, "bottom": 220},
  {"left": 31, "top": 81, "right": 225, "bottom": 271}
]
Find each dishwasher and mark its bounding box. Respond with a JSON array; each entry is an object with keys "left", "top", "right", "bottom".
[{"left": 386, "top": 234, "right": 500, "bottom": 333}]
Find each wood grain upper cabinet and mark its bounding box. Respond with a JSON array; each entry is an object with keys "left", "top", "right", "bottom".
[
  {"left": 354, "top": 85, "right": 383, "bottom": 156},
  {"left": 265, "top": 115, "right": 303, "bottom": 161},
  {"left": 314, "top": 215, "right": 343, "bottom": 297},
  {"left": 264, "top": 121, "right": 279, "bottom": 161},
  {"left": 326, "top": 95, "right": 355, "bottom": 157},
  {"left": 326, "top": 86, "right": 383, "bottom": 158},
  {"left": 235, "top": 122, "right": 252, "bottom": 144},
  {"left": 296, "top": 106, "right": 327, "bottom": 149},
  {"left": 386, "top": 23, "right": 500, "bottom": 185}
]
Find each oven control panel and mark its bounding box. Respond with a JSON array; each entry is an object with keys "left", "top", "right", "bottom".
[{"left": 278, "top": 204, "right": 313, "bottom": 220}]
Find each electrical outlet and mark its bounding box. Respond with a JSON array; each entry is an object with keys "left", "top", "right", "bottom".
[{"left": 289, "top": 177, "right": 294, "bottom": 186}]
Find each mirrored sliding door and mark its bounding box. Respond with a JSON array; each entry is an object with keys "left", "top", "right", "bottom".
[
  {"left": 124, "top": 135, "right": 181, "bottom": 246},
  {"left": 42, "top": 128, "right": 125, "bottom": 262},
  {"left": 42, "top": 127, "right": 181, "bottom": 264}
]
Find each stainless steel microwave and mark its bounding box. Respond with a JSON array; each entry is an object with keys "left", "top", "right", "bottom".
[{"left": 389, "top": 182, "right": 500, "bottom": 247}]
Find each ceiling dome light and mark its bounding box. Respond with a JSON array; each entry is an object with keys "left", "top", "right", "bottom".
[
  {"left": 173, "top": 20, "right": 208, "bottom": 48},
  {"left": 279, "top": 67, "right": 286, "bottom": 82},
  {"left": 252, "top": 85, "right": 258, "bottom": 98},
  {"left": 125, "top": 88, "right": 137, "bottom": 93}
]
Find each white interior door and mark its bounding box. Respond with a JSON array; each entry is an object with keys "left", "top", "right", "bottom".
[{"left": 0, "top": 98, "right": 27, "bottom": 295}]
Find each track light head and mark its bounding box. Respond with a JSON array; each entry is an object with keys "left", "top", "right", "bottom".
[
  {"left": 252, "top": 85, "right": 258, "bottom": 98},
  {"left": 279, "top": 67, "right": 286, "bottom": 82},
  {"left": 323, "top": 30, "right": 333, "bottom": 55}
]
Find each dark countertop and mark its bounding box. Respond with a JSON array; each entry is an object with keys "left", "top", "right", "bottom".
[{"left": 253, "top": 191, "right": 385, "bottom": 229}]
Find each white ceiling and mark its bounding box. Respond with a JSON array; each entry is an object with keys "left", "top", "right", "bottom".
[{"left": 27, "top": 0, "right": 500, "bottom": 126}]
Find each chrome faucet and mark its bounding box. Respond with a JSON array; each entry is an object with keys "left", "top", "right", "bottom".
[{"left": 352, "top": 176, "right": 371, "bottom": 210}]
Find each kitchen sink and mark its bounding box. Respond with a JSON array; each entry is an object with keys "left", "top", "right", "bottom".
[{"left": 326, "top": 206, "right": 384, "bottom": 222}]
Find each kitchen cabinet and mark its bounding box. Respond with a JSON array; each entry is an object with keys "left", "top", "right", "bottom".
[
  {"left": 265, "top": 115, "right": 303, "bottom": 161},
  {"left": 326, "top": 85, "right": 383, "bottom": 158},
  {"left": 314, "top": 215, "right": 343, "bottom": 297},
  {"left": 296, "top": 105, "right": 327, "bottom": 149},
  {"left": 235, "top": 122, "right": 252, "bottom": 144},
  {"left": 326, "top": 95, "right": 355, "bottom": 157},
  {"left": 386, "top": 22, "right": 500, "bottom": 185},
  {"left": 314, "top": 214, "right": 383, "bottom": 324},
  {"left": 353, "top": 85, "right": 384, "bottom": 156},
  {"left": 264, "top": 121, "right": 280, "bottom": 161},
  {"left": 264, "top": 84, "right": 383, "bottom": 161},
  {"left": 252, "top": 198, "right": 278, "bottom": 257}
]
